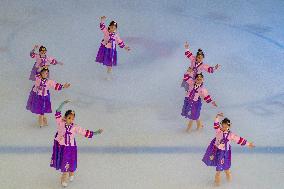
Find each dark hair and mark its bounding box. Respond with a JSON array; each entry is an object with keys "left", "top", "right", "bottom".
[
  {"left": 108, "top": 21, "right": 118, "bottom": 30},
  {"left": 40, "top": 67, "right": 49, "bottom": 73},
  {"left": 195, "top": 73, "right": 204, "bottom": 79},
  {"left": 221, "top": 118, "right": 231, "bottom": 126},
  {"left": 39, "top": 46, "right": 47, "bottom": 52},
  {"left": 65, "top": 110, "right": 75, "bottom": 117},
  {"left": 196, "top": 49, "right": 204, "bottom": 58}
]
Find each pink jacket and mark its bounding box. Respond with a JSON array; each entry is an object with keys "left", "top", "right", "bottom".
[
  {"left": 185, "top": 49, "right": 215, "bottom": 74},
  {"left": 213, "top": 117, "right": 249, "bottom": 150},
  {"left": 54, "top": 111, "right": 95, "bottom": 146},
  {"left": 30, "top": 49, "right": 58, "bottom": 68},
  {"left": 99, "top": 22, "right": 125, "bottom": 49},
  {"left": 32, "top": 75, "right": 63, "bottom": 96},
  {"left": 185, "top": 78, "right": 213, "bottom": 103}
]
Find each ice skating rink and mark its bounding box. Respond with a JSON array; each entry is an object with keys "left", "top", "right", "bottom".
[{"left": 0, "top": 0, "right": 284, "bottom": 188}]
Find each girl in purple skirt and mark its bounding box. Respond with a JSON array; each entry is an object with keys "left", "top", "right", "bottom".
[
  {"left": 181, "top": 73, "right": 217, "bottom": 131},
  {"left": 26, "top": 67, "right": 70, "bottom": 127},
  {"left": 96, "top": 16, "right": 130, "bottom": 77},
  {"left": 50, "top": 100, "right": 103, "bottom": 187},
  {"left": 29, "top": 45, "right": 63, "bottom": 81},
  {"left": 202, "top": 113, "right": 255, "bottom": 186},
  {"left": 181, "top": 42, "right": 220, "bottom": 91}
]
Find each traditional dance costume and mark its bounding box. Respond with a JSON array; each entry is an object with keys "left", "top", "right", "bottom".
[
  {"left": 181, "top": 78, "right": 213, "bottom": 120},
  {"left": 29, "top": 49, "right": 58, "bottom": 81},
  {"left": 202, "top": 117, "right": 249, "bottom": 171},
  {"left": 26, "top": 75, "right": 64, "bottom": 115},
  {"left": 50, "top": 110, "right": 100, "bottom": 172},
  {"left": 95, "top": 21, "right": 126, "bottom": 67},
  {"left": 181, "top": 49, "right": 216, "bottom": 91}
]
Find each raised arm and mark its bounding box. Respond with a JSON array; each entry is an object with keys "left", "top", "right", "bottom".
[
  {"left": 30, "top": 45, "right": 39, "bottom": 58},
  {"left": 100, "top": 16, "right": 108, "bottom": 34},
  {"left": 184, "top": 42, "right": 195, "bottom": 64},
  {"left": 55, "top": 100, "right": 70, "bottom": 124}
]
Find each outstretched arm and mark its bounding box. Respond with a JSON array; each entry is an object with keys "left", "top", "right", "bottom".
[
  {"left": 202, "top": 64, "right": 220, "bottom": 74},
  {"left": 184, "top": 42, "right": 195, "bottom": 64},
  {"left": 75, "top": 126, "right": 103, "bottom": 139},
  {"left": 230, "top": 133, "right": 255, "bottom": 148}
]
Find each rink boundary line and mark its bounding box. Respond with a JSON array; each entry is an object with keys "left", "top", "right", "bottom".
[{"left": 0, "top": 146, "right": 283, "bottom": 154}]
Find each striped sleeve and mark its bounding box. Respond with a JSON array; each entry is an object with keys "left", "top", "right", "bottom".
[
  {"left": 30, "top": 49, "right": 36, "bottom": 58},
  {"left": 204, "top": 95, "right": 212, "bottom": 103},
  {"left": 185, "top": 49, "right": 195, "bottom": 62},
  {"left": 100, "top": 22, "right": 106, "bottom": 30},
  {"left": 203, "top": 64, "right": 214, "bottom": 74},
  {"left": 55, "top": 83, "right": 63, "bottom": 91},
  {"left": 116, "top": 35, "right": 125, "bottom": 48},
  {"left": 214, "top": 118, "right": 220, "bottom": 130},
  {"left": 55, "top": 111, "right": 62, "bottom": 119},
  {"left": 85, "top": 130, "right": 94, "bottom": 138},
  {"left": 50, "top": 59, "right": 58, "bottom": 65},
  {"left": 207, "top": 66, "right": 214, "bottom": 73},
  {"left": 183, "top": 73, "right": 192, "bottom": 81},
  {"left": 230, "top": 133, "right": 248, "bottom": 146}
]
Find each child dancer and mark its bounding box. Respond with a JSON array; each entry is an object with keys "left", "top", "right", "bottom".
[
  {"left": 50, "top": 100, "right": 103, "bottom": 187},
  {"left": 26, "top": 67, "right": 70, "bottom": 127},
  {"left": 181, "top": 73, "right": 217, "bottom": 131},
  {"left": 202, "top": 113, "right": 255, "bottom": 186},
  {"left": 29, "top": 45, "right": 63, "bottom": 81},
  {"left": 96, "top": 16, "right": 130, "bottom": 77},
  {"left": 181, "top": 42, "right": 220, "bottom": 91}
]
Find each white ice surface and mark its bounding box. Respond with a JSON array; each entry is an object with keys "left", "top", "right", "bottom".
[{"left": 0, "top": 0, "right": 284, "bottom": 189}]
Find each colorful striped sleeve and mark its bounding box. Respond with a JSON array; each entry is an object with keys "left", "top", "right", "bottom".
[
  {"left": 203, "top": 64, "right": 214, "bottom": 74},
  {"left": 55, "top": 83, "right": 63, "bottom": 91},
  {"left": 85, "top": 130, "right": 94, "bottom": 138},
  {"left": 116, "top": 35, "right": 125, "bottom": 48},
  {"left": 183, "top": 73, "right": 192, "bottom": 81},
  {"left": 100, "top": 22, "right": 106, "bottom": 30},
  {"left": 30, "top": 49, "right": 36, "bottom": 58},
  {"left": 230, "top": 133, "right": 248, "bottom": 146},
  {"left": 185, "top": 49, "right": 195, "bottom": 62},
  {"left": 214, "top": 117, "right": 220, "bottom": 130},
  {"left": 204, "top": 95, "right": 212, "bottom": 103}
]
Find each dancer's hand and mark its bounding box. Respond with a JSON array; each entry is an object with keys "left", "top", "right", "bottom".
[
  {"left": 216, "top": 113, "right": 224, "bottom": 118},
  {"left": 96, "top": 129, "right": 103, "bottom": 134},
  {"left": 187, "top": 67, "right": 193, "bottom": 73},
  {"left": 248, "top": 142, "right": 255, "bottom": 148},
  {"left": 215, "top": 64, "right": 220, "bottom": 70},
  {"left": 34, "top": 45, "right": 39, "bottom": 50},
  {"left": 124, "top": 46, "right": 130, "bottom": 51},
  {"left": 63, "top": 100, "right": 71, "bottom": 104},
  {"left": 212, "top": 101, "right": 217, "bottom": 107},
  {"left": 184, "top": 41, "right": 189, "bottom": 49},
  {"left": 101, "top": 16, "right": 106, "bottom": 21},
  {"left": 63, "top": 83, "right": 71, "bottom": 89}
]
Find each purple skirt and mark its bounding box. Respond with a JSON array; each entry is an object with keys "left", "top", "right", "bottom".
[
  {"left": 50, "top": 140, "right": 77, "bottom": 173},
  {"left": 202, "top": 138, "right": 232, "bottom": 171},
  {"left": 29, "top": 63, "right": 38, "bottom": 81},
  {"left": 181, "top": 97, "right": 202, "bottom": 120},
  {"left": 96, "top": 44, "right": 117, "bottom": 67},
  {"left": 26, "top": 89, "right": 52, "bottom": 115}
]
